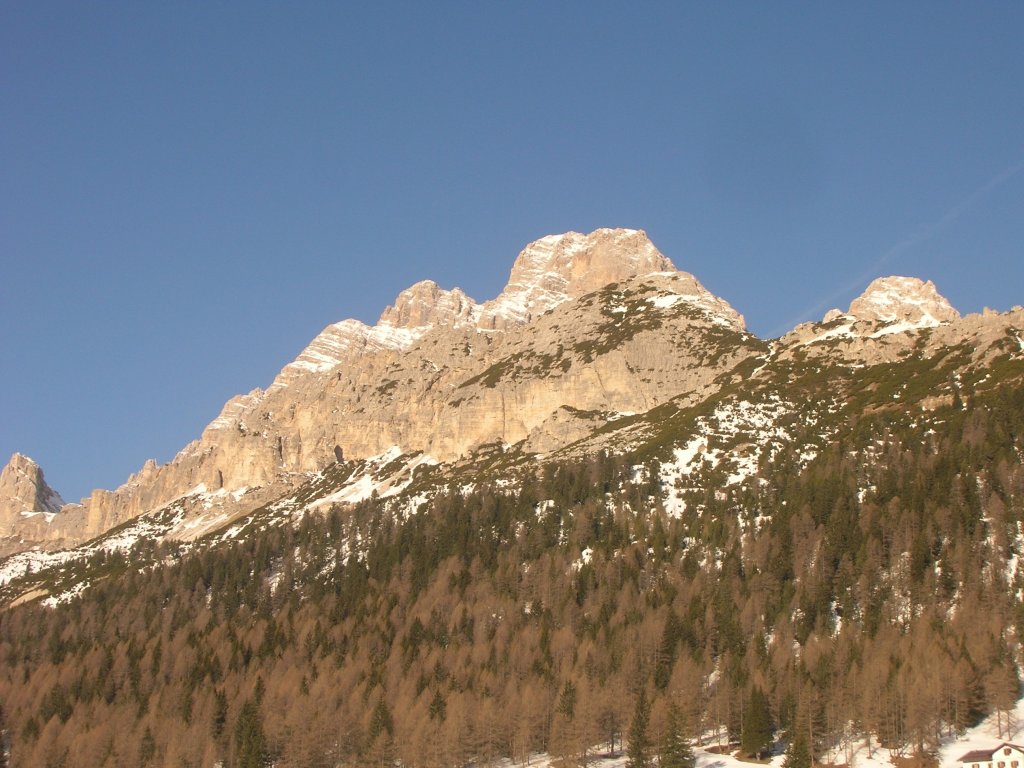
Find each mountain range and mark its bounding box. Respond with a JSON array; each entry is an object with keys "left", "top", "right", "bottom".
[{"left": 2, "top": 228, "right": 1020, "bottom": 569}]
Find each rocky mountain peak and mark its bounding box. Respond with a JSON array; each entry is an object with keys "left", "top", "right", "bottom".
[
  {"left": 275, "top": 281, "right": 482, "bottom": 388},
  {"left": 0, "top": 454, "right": 65, "bottom": 532},
  {"left": 273, "top": 229, "right": 681, "bottom": 382},
  {"left": 478, "top": 228, "right": 677, "bottom": 329},
  {"left": 786, "top": 275, "right": 964, "bottom": 352},
  {"left": 377, "top": 280, "right": 478, "bottom": 331},
  {"left": 836, "top": 276, "right": 960, "bottom": 327}
]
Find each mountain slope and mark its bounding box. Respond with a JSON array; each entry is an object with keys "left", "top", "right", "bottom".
[
  {"left": 1, "top": 230, "right": 1023, "bottom": 767},
  {"left": 3, "top": 261, "right": 1021, "bottom": 607},
  {"left": 1, "top": 348, "right": 1022, "bottom": 767}
]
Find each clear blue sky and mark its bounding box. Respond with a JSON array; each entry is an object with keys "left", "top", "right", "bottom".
[{"left": 2, "top": 2, "right": 1023, "bottom": 502}]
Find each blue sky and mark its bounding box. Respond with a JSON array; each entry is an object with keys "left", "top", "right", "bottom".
[{"left": 2, "top": 2, "right": 1023, "bottom": 502}]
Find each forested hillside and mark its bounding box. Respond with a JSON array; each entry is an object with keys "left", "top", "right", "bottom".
[{"left": 1, "top": 368, "right": 1023, "bottom": 768}]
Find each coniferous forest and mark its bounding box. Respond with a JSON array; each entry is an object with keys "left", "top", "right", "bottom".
[{"left": 1, "top": 382, "right": 1023, "bottom": 768}]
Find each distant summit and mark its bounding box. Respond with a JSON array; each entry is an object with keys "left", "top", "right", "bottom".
[{"left": 826, "top": 275, "right": 960, "bottom": 328}]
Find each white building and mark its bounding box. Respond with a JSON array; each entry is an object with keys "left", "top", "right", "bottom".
[{"left": 959, "top": 744, "right": 1024, "bottom": 768}]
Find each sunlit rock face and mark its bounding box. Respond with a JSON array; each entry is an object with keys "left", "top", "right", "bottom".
[
  {"left": 844, "top": 276, "right": 960, "bottom": 326},
  {"left": 4, "top": 229, "right": 1021, "bottom": 557},
  {"left": 0, "top": 453, "right": 71, "bottom": 556}
]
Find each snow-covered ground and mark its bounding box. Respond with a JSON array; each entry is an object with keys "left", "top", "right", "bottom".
[
  {"left": 492, "top": 696, "right": 1024, "bottom": 768},
  {"left": 658, "top": 396, "right": 805, "bottom": 517},
  {"left": 936, "top": 698, "right": 1024, "bottom": 767},
  {"left": 309, "top": 448, "right": 437, "bottom": 509}
]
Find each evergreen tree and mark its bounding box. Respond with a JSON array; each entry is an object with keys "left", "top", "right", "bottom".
[
  {"left": 234, "top": 698, "right": 269, "bottom": 768},
  {"left": 428, "top": 689, "right": 447, "bottom": 723},
  {"left": 782, "top": 731, "right": 811, "bottom": 768},
  {"left": 139, "top": 725, "right": 156, "bottom": 766},
  {"left": 212, "top": 687, "right": 228, "bottom": 741},
  {"left": 558, "top": 681, "right": 577, "bottom": 720},
  {"left": 368, "top": 696, "right": 394, "bottom": 743},
  {"left": 654, "top": 612, "right": 681, "bottom": 690},
  {"left": 660, "top": 702, "right": 695, "bottom": 768},
  {"left": 741, "top": 686, "right": 773, "bottom": 759},
  {"left": 627, "top": 687, "right": 652, "bottom": 768},
  {"left": 365, "top": 696, "right": 396, "bottom": 768}
]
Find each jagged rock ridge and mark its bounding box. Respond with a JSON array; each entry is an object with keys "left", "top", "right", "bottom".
[{"left": 2, "top": 228, "right": 1020, "bottom": 559}]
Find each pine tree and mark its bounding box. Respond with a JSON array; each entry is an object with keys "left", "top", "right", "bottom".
[
  {"left": 654, "top": 612, "right": 681, "bottom": 690},
  {"left": 782, "top": 731, "right": 811, "bottom": 768},
  {"left": 627, "top": 687, "right": 652, "bottom": 768},
  {"left": 234, "top": 698, "right": 269, "bottom": 768},
  {"left": 212, "top": 688, "right": 228, "bottom": 742},
  {"left": 368, "top": 696, "right": 394, "bottom": 743},
  {"left": 139, "top": 725, "right": 156, "bottom": 766},
  {"left": 558, "top": 681, "right": 577, "bottom": 720},
  {"left": 660, "top": 702, "right": 695, "bottom": 768},
  {"left": 428, "top": 689, "right": 447, "bottom": 723},
  {"left": 741, "top": 686, "right": 773, "bottom": 759}
]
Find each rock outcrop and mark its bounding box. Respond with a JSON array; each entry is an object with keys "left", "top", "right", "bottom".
[
  {"left": 0, "top": 454, "right": 74, "bottom": 556},
  {"left": 0, "top": 454, "right": 64, "bottom": 522},
  {"left": 826, "top": 276, "right": 960, "bottom": 327}
]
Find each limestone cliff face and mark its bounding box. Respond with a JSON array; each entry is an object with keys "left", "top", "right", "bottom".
[
  {"left": 4, "top": 230, "right": 1021, "bottom": 556},
  {"left": 0, "top": 454, "right": 63, "bottom": 525},
  {"left": 4, "top": 228, "right": 748, "bottom": 547},
  {"left": 0, "top": 454, "right": 73, "bottom": 556},
  {"left": 180, "top": 234, "right": 752, "bottom": 501}
]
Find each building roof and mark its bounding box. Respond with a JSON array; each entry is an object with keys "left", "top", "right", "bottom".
[{"left": 959, "top": 744, "right": 1024, "bottom": 763}]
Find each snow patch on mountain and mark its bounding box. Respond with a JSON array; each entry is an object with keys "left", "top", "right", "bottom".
[
  {"left": 0, "top": 549, "right": 74, "bottom": 587},
  {"left": 644, "top": 278, "right": 745, "bottom": 329},
  {"left": 869, "top": 319, "right": 934, "bottom": 338},
  {"left": 659, "top": 396, "right": 822, "bottom": 517},
  {"left": 647, "top": 293, "right": 682, "bottom": 310},
  {"left": 309, "top": 448, "right": 438, "bottom": 508},
  {"left": 795, "top": 320, "right": 857, "bottom": 346}
]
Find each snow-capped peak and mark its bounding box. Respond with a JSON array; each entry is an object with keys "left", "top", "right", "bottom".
[
  {"left": 849, "top": 276, "right": 959, "bottom": 325},
  {"left": 821, "top": 276, "right": 960, "bottom": 334}
]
